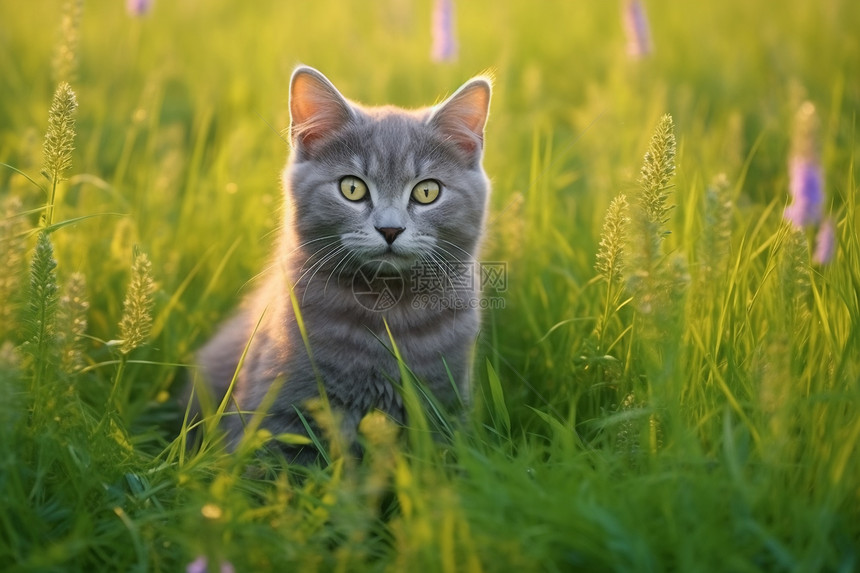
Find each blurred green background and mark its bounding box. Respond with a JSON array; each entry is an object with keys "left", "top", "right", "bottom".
[{"left": 1, "top": 1, "right": 858, "bottom": 571}]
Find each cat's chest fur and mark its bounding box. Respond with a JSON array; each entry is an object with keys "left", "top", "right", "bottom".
[
  {"left": 194, "top": 66, "right": 491, "bottom": 455},
  {"left": 240, "top": 270, "right": 478, "bottom": 424}
]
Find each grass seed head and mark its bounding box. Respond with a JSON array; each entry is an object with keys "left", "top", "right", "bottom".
[
  {"left": 58, "top": 272, "right": 89, "bottom": 372},
  {"left": 42, "top": 82, "right": 78, "bottom": 184},
  {"left": 118, "top": 248, "right": 155, "bottom": 355},
  {"left": 596, "top": 193, "right": 630, "bottom": 284}
]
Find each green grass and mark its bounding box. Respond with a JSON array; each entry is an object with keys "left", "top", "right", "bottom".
[{"left": 2, "top": 0, "right": 859, "bottom": 571}]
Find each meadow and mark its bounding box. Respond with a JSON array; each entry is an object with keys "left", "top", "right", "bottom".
[{"left": 1, "top": 0, "right": 858, "bottom": 571}]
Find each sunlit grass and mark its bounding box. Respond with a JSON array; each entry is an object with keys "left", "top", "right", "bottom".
[{"left": 1, "top": 0, "right": 858, "bottom": 571}]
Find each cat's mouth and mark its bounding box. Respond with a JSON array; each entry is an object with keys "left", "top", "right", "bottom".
[{"left": 372, "top": 247, "right": 418, "bottom": 268}]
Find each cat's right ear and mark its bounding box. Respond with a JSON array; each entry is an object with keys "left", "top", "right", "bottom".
[{"left": 289, "top": 66, "right": 353, "bottom": 153}]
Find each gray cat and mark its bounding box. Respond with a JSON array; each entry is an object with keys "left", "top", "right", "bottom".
[{"left": 194, "top": 66, "right": 491, "bottom": 461}]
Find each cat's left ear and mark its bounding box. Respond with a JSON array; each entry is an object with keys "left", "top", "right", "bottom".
[
  {"left": 429, "top": 76, "right": 492, "bottom": 164},
  {"left": 290, "top": 66, "right": 353, "bottom": 153}
]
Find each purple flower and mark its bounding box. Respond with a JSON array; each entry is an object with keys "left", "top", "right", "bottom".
[
  {"left": 127, "top": 0, "right": 153, "bottom": 16},
  {"left": 813, "top": 217, "right": 836, "bottom": 265},
  {"left": 785, "top": 101, "right": 825, "bottom": 229},
  {"left": 186, "top": 557, "right": 207, "bottom": 573},
  {"left": 623, "top": 0, "right": 653, "bottom": 58},
  {"left": 784, "top": 157, "right": 824, "bottom": 228},
  {"left": 187, "top": 556, "right": 235, "bottom": 573},
  {"left": 431, "top": 0, "right": 458, "bottom": 62}
]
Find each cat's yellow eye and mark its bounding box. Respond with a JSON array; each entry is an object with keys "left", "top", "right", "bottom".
[
  {"left": 411, "top": 179, "right": 441, "bottom": 204},
  {"left": 340, "top": 176, "right": 368, "bottom": 201}
]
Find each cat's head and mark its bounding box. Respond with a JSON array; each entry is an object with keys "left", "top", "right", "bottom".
[{"left": 283, "top": 66, "right": 491, "bottom": 277}]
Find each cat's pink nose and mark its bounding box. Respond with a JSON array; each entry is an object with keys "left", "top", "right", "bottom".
[{"left": 376, "top": 226, "right": 405, "bottom": 245}]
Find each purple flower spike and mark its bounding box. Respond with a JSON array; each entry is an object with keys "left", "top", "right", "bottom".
[
  {"left": 431, "top": 0, "right": 458, "bottom": 62},
  {"left": 623, "top": 0, "right": 653, "bottom": 58},
  {"left": 187, "top": 556, "right": 207, "bottom": 573},
  {"left": 813, "top": 217, "right": 836, "bottom": 265},
  {"left": 127, "top": 0, "right": 153, "bottom": 16},
  {"left": 186, "top": 556, "right": 235, "bottom": 573},
  {"left": 785, "top": 101, "right": 825, "bottom": 229},
  {"left": 784, "top": 157, "right": 824, "bottom": 228}
]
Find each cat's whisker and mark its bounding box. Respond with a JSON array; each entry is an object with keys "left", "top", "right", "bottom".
[
  {"left": 286, "top": 234, "right": 342, "bottom": 257},
  {"left": 296, "top": 240, "right": 342, "bottom": 276},
  {"left": 299, "top": 246, "right": 350, "bottom": 306},
  {"left": 436, "top": 238, "right": 481, "bottom": 265},
  {"left": 431, "top": 246, "right": 467, "bottom": 268},
  {"left": 295, "top": 244, "right": 341, "bottom": 284},
  {"left": 321, "top": 250, "right": 352, "bottom": 293},
  {"left": 431, "top": 245, "right": 474, "bottom": 287},
  {"left": 290, "top": 236, "right": 344, "bottom": 277},
  {"left": 240, "top": 261, "right": 279, "bottom": 293},
  {"left": 299, "top": 244, "right": 348, "bottom": 288},
  {"left": 421, "top": 249, "right": 460, "bottom": 295},
  {"left": 432, "top": 244, "right": 485, "bottom": 299},
  {"left": 327, "top": 250, "right": 361, "bottom": 294}
]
